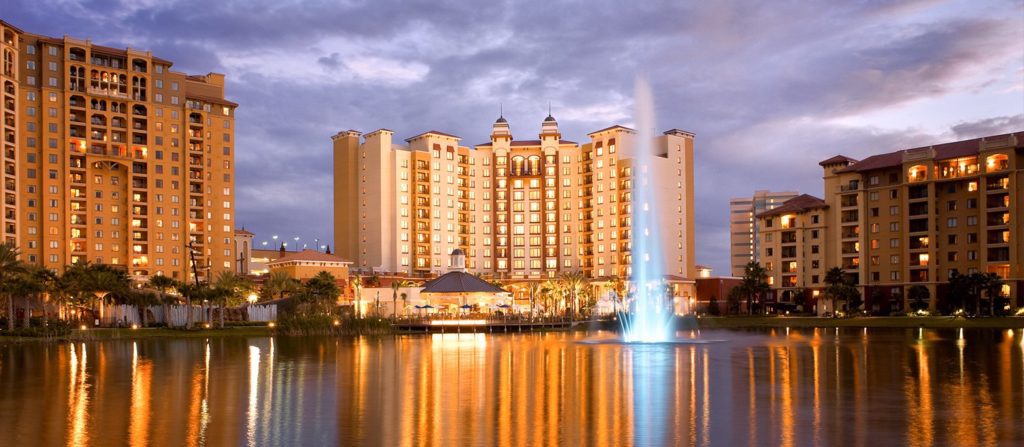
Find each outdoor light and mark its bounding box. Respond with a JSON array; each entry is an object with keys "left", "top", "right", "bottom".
[
  {"left": 204, "top": 323, "right": 211, "bottom": 329},
  {"left": 333, "top": 320, "right": 340, "bottom": 326},
  {"left": 79, "top": 325, "right": 87, "bottom": 330},
  {"left": 131, "top": 324, "right": 138, "bottom": 330},
  {"left": 268, "top": 322, "right": 275, "bottom": 328},
  {"left": 247, "top": 293, "right": 258, "bottom": 304}
]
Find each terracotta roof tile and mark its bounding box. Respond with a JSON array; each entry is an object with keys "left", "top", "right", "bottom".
[
  {"left": 267, "top": 249, "right": 351, "bottom": 265},
  {"left": 758, "top": 194, "right": 828, "bottom": 218}
]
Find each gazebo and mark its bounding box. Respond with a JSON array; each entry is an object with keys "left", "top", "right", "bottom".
[{"left": 419, "top": 249, "right": 508, "bottom": 313}]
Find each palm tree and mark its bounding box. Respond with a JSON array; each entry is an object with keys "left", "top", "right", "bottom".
[
  {"left": 0, "top": 243, "right": 27, "bottom": 331},
  {"left": 148, "top": 275, "right": 180, "bottom": 326},
  {"left": 302, "top": 271, "right": 340, "bottom": 316},
  {"left": 823, "top": 267, "right": 858, "bottom": 316},
  {"left": 350, "top": 274, "right": 363, "bottom": 318},
  {"left": 213, "top": 271, "right": 254, "bottom": 327},
  {"left": 390, "top": 279, "right": 415, "bottom": 318},
  {"left": 741, "top": 262, "right": 770, "bottom": 315},
  {"left": 559, "top": 271, "right": 586, "bottom": 321},
  {"left": 25, "top": 265, "right": 58, "bottom": 328},
  {"left": 262, "top": 270, "right": 297, "bottom": 300},
  {"left": 540, "top": 280, "right": 561, "bottom": 316},
  {"left": 908, "top": 285, "right": 930, "bottom": 312},
  {"left": 528, "top": 282, "right": 542, "bottom": 317},
  {"left": 176, "top": 283, "right": 207, "bottom": 329},
  {"left": 63, "top": 263, "right": 131, "bottom": 326}
]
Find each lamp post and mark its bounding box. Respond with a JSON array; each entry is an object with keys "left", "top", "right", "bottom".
[{"left": 293, "top": 236, "right": 300, "bottom": 252}]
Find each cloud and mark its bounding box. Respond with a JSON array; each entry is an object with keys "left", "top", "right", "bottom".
[{"left": 3, "top": 0, "right": 1022, "bottom": 274}]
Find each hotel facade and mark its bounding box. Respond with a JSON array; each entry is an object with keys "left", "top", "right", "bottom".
[
  {"left": 333, "top": 115, "right": 696, "bottom": 283},
  {"left": 1, "top": 21, "right": 237, "bottom": 282},
  {"left": 756, "top": 132, "right": 1023, "bottom": 313}
]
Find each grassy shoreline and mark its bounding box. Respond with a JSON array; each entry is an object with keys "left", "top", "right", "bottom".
[
  {"left": 695, "top": 316, "right": 1024, "bottom": 329},
  {"left": 0, "top": 325, "right": 275, "bottom": 343},
  {"left": 4, "top": 316, "right": 1024, "bottom": 342}
]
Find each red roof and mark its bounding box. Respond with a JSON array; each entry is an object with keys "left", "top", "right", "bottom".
[
  {"left": 404, "top": 130, "right": 461, "bottom": 142},
  {"left": 758, "top": 194, "right": 828, "bottom": 218},
  {"left": 838, "top": 132, "right": 1022, "bottom": 173},
  {"left": 267, "top": 249, "right": 351, "bottom": 265},
  {"left": 819, "top": 155, "right": 858, "bottom": 166},
  {"left": 475, "top": 139, "right": 577, "bottom": 147},
  {"left": 234, "top": 228, "right": 254, "bottom": 236},
  {"left": 587, "top": 125, "right": 636, "bottom": 136}
]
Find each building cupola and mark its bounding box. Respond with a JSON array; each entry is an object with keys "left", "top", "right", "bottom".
[
  {"left": 540, "top": 105, "right": 560, "bottom": 140},
  {"left": 449, "top": 248, "right": 467, "bottom": 272},
  {"left": 491, "top": 111, "right": 512, "bottom": 142}
]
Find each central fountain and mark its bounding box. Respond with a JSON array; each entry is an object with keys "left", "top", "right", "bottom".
[{"left": 617, "top": 78, "right": 677, "bottom": 343}]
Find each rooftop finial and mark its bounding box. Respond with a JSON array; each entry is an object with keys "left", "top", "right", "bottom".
[{"left": 500, "top": 103, "right": 503, "bottom": 118}]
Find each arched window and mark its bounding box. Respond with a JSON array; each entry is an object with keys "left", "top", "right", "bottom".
[
  {"left": 528, "top": 156, "right": 541, "bottom": 175},
  {"left": 512, "top": 156, "right": 525, "bottom": 176},
  {"left": 986, "top": 154, "right": 1009, "bottom": 172},
  {"left": 907, "top": 165, "right": 927, "bottom": 182}
]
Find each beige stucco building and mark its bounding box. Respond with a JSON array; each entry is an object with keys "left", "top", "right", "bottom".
[
  {"left": 1, "top": 20, "right": 237, "bottom": 282},
  {"left": 756, "top": 132, "right": 1022, "bottom": 314},
  {"left": 756, "top": 194, "right": 830, "bottom": 312},
  {"left": 333, "top": 115, "right": 697, "bottom": 286}
]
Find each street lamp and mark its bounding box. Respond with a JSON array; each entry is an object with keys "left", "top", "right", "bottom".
[
  {"left": 247, "top": 293, "right": 258, "bottom": 304},
  {"left": 293, "top": 236, "right": 300, "bottom": 251}
]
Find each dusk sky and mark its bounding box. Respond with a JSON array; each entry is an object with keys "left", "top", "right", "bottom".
[{"left": 6, "top": 0, "right": 1023, "bottom": 274}]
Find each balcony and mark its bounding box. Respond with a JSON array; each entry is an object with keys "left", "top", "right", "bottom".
[
  {"left": 986, "top": 177, "right": 1009, "bottom": 191},
  {"left": 936, "top": 158, "right": 979, "bottom": 179},
  {"left": 986, "top": 212, "right": 1009, "bottom": 227}
]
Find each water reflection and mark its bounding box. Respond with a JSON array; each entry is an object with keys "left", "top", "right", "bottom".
[{"left": 0, "top": 329, "right": 1022, "bottom": 446}]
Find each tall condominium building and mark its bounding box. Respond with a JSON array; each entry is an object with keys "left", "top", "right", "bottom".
[
  {"left": 756, "top": 132, "right": 1022, "bottom": 314},
  {"left": 728, "top": 190, "right": 798, "bottom": 276},
  {"left": 333, "top": 114, "right": 696, "bottom": 282},
  {"left": 1, "top": 21, "right": 237, "bottom": 282}
]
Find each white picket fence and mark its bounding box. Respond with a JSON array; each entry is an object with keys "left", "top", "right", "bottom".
[
  {"left": 246, "top": 304, "right": 277, "bottom": 322},
  {"left": 94, "top": 303, "right": 278, "bottom": 327}
]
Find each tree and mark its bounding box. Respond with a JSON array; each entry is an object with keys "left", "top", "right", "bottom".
[
  {"left": 984, "top": 273, "right": 1006, "bottom": 316},
  {"left": 741, "top": 262, "right": 770, "bottom": 315},
  {"left": 708, "top": 296, "right": 720, "bottom": 316},
  {"left": 727, "top": 286, "right": 744, "bottom": 315},
  {"left": 212, "top": 271, "right": 254, "bottom": 327},
  {"left": 0, "top": 243, "right": 28, "bottom": 331},
  {"left": 304, "top": 271, "right": 341, "bottom": 315},
  {"left": 148, "top": 275, "right": 181, "bottom": 326},
  {"left": 350, "top": 274, "right": 363, "bottom": 318},
  {"left": 64, "top": 263, "right": 131, "bottom": 326},
  {"left": 176, "top": 283, "right": 209, "bottom": 329},
  {"left": 262, "top": 271, "right": 299, "bottom": 300},
  {"left": 824, "top": 267, "right": 859, "bottom": 316},
  {"left": 128, "top": 290, "right": 159, "bottom": 327},
  {"left": 391, "top": 279, "right": 415, "bottom": 318},
  {"left": 559, "top": 271, "right": 586, "bottom": 320},
  {"left": 908, "top": 285, "right": 930, "bottom": 312}
]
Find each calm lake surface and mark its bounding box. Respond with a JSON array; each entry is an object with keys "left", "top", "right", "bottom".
[{"left": 1, "top": 328, "right": 1023, "bottom": 446}]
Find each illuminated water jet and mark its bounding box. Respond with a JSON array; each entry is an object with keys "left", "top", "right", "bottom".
[{"left": 618, "top": 78, "right": 676, "bottom": 343}]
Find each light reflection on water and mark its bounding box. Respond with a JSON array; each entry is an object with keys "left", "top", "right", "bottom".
[{"left": 0, "top": 328, "right": 1023, "bottom": 446}]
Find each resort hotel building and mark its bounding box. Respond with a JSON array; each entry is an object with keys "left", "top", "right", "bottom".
[
  {"left": 1, "top": 20, "right": 237, "bottom": 282},
  {"left": 755, "top": 132, "right": 1023, "bottom": 314},
  {"left": 332, "top": 114, "right": 697, "bottom": 288}
]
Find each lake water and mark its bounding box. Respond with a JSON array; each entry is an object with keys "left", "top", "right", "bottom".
[{"left": 1, "top": 328, "right": 1023, "bottom": 446}]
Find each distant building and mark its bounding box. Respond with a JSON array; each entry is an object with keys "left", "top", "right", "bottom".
[
  {"left": 233, "top": 228, "right": 254, "bottom": 275},
  {"left": 729, "top": 190, "right": 799, "bottom": 276},
  {"left": 266, "top": 249, "right": 352, "bottom": 281}
]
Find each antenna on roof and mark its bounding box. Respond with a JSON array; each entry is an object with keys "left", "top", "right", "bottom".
[
  {"left": 500, "top": 102, "right": 503, "bottom": 118},
  {"left": 548, "top": 101, "right": 551, "bottom": 116}
]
